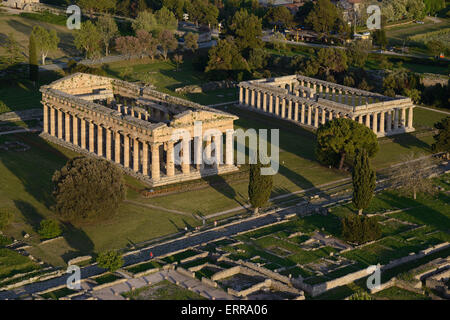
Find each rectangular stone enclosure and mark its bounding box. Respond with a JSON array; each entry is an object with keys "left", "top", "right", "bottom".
[
  {"left": 238, "top": 75, "right": 415, "bottom": 137},
  {"left": 40, "top": 73, "right": 239, "bottom": 187}
]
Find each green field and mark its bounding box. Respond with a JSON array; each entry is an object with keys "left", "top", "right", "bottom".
[{"left": 122, "top": 280, "right": 206, "bottom": 300}]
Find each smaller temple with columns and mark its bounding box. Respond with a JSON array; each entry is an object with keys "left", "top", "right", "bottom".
[
  {"left": 40, "top": 73, "right": 238, "bottom": 187},
  {"left": 238, "top": 75, "right": 415, "bottom": 137}
]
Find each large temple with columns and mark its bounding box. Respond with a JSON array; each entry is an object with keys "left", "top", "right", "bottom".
[
  {"left": 40, "top": 73, "right": 238, "bottom": 187},
  {"left": 238, "top": 75, "right": 415, "bottom": 137}
]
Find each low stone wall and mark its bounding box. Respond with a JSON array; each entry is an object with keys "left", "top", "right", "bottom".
[
  {"left": 239, "top": 261, "right": 291, "bottom": 285},
  {"left": 180, "top": 252, "right": 208, "bottom": 264},
  {"left": 228, "top": 279, "right": 271, "bottom": 298},
  {"left": 0, "top": 109, "right": 42, "bottom": 121},
  {"left": 1, "top": 269, "right": 65, "bottom": 292},
  {"left": 176, "top": 266, "right": 196, "bottom": 279},
  {"left": 201, "top": 277, "right": 218, "bottom": 289},
  {"left": 133, "top": 267, "right": 160, "bottom": 278},
  {"left": 92, "top": 278, "right": 128, "bottom": 291},
  {"left": 68, "top": 256, "right": 92, "bottom": 266},
  {"left": 211, "top": 266, "right": 241, "bottom": 281}
]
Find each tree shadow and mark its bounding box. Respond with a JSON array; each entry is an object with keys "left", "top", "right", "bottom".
[
  {"left": 388, "top": 132, "right": 431, "bottom": 150},
  {"left": 61, "top": 222, "right": 94, "bottom": 255},
  {"left": 13, "top": 200, "right": 44, "bottom": 231}
]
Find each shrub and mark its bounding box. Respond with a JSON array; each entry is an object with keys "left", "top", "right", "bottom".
[
  {"left": 341, "top": 215, "right": 381, "bottom": 245},
  {"left": 52, "top": 157, "right": 126, "bottom": 223},
  {"left": 96, "top": 250, "right": 124, "bottom": 272},
  {"left": 348, "top": 290, "right": 372, "bottom": 300},
  {"left": 38, "top": 219, "right": 62, "bottom": 239}
]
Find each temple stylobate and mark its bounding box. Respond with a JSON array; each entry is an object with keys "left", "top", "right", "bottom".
[
  {"left": 40, "top": 73, "right": 238, "bottom": 187},
  {"left": 238, "top": 75, "right": 415, "bottom": 137}
]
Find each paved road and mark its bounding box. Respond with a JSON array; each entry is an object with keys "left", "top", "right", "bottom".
[{"left": 1, "top": 159, "right": 448, "bottom": 300}]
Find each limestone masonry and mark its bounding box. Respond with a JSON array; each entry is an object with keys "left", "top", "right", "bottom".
[
  {"left": 238, "top": 75, "right": 415, "bottom": 137},
  {"left": 40, "top": 73, "right": 239, "bottom": 186}
]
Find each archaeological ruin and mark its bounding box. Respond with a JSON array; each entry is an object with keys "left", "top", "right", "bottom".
[
  {"left": 238, "top": 75, "right": 415, "bottom": 137},
  {"left": 40, "top": 73, "right": 238, "bottom": 187}
]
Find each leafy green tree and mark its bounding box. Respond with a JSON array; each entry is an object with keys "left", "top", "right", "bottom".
[
  {"left": 38, "top": 219, "right": 62, "bottom": 239},
  {"left": 205, "top": 37, "right": 249, "bottom": 79},
  {"left": 341, "top": 215, "right": 381, "bottom": 244},
  {"left": 52, "top": 157, "right": 126, "bottom": 223},
  {"left": 432, "top": 117, "right": 450, "bottom": 159},
  {"left": 352, "top": 149, "right": 376, "bottom": 215},
  {"left": 163, "top": 0, "right": 185, "bottom": 20},
  {"left": 0, "top": 209, "right": 13, "bottom": 230},
  {"left": 348, "top": 291, "right": 372, "bottom": 300},
  {"left": 185, "top": 0, "right": 219, "bottom": 27},
  {"left": 305, "top": 0, "right": 345, "bottom": 35},
  {"left": 74, "top": 21, "right": 102, "bottom": 59},
  {"left": 184, "top": 32, "right": 199, "bottom": 52},
  {"left": 248, "top": 160, "right": 273, "bottom": 215},
  {"left": 155, "top": 7, "right": 178, "bottom": 30},
  {"left": 427, "top": 40, "right": 445, "bottom": 57},
  {"left": 373, "top": 28, "right": 387, "bottom": 49},
  {"left": 29, "top": 34, "right": 39, "bottom": 86},
  {"left": 270, "top": 32, "right": 286, "bottom": 53},
  {"left": 158, "top": 29, "right": 178, "bottom": 60},
  {"left": 96, "top": 250, "right": 124, "bottom": 272},
  {"left": 173, "top": 53, "right": 183, "bottom": 71},
  {"left": 316, "top": 118, "right": 379, "bottom": 170},
  {"left": 97, "top": 15, "right": 119, "bottom": 56},
  {"left": 264, "top": 6, "right": 294, "bottom": 29},
  {"left": 132, "top": 11, "right": 158, "bottom": 33},
  {"left": 31, "top": 26, "right": 60, "bottom": 65},
  {"left": 424, "top": 0, "right": 446, "bottom": 14},
  {"left": 4, "top": 33, "right": 22, "bottom": 66},
  {"left": 316, "top": 47, "right": 348, "bottom": 76},
  {"left": 346, "top": 40, "right": 371, "bottom": 68},
  {"left": 248, "top": 47, "right": 268, "bottom": 71},
  {"left": 229, "top": 9, "right": 263, "bottom": 55},
  {"left": 136, "top": 30, "right": 158, "bottom": 59}
]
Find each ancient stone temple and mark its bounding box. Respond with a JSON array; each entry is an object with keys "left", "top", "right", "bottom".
[
  {"left": 238, "top": 75, "right": 415, "bottom": 137},
  {"left": 40, "top": 73, "right": 238, "bottom": 187}
]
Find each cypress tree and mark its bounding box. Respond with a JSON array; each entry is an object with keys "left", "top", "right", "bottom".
[
  {"left": 352, "top": 148, "right": 376, "bottom": 215},
  {"left": 29, "top": 34, "right": 39, "bottom": 87},
  {"left": 248, "top": 160, "right": 273, "bottom": 215}
]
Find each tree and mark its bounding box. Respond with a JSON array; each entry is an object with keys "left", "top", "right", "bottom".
[
  {"left": 115, "top": 36, "right": 139, "bottom": 59},
  {"left": 97, "top": 15, "right": 119, "bottom": 56},
  {"left": 352, "top": 149, "right": 376, "bottom": 215},
  {"left": 96, "top": 250, "right": 124, "bottom": 272},
  {"left": 346, "top": 40, "right": 371, "bottom": 68},
  {"left": 248, "top": 160, "right": 273, "bottom": 215},
  {"left": 270, "top": 32, "right": 286, "bottom": 53},
  {"left": 348, "top": 291, "right": 372, "bottom": 300},
  {"left": 184, "top": 32, "right": 199, "bottom": 52},
  {"left": 136, "top": 30, "right": 158, "bottom": 59},
  {"left": 163, "top": 0, "right": 186, "bottom": 20},
  {"left": 432, "top": 117, "right": 450, "bottom": 159},
  {"left": 38, "top": 219, "right": 62, "bottom": 239},
  {"left": 316, "top": 118, "right": 379, "bottom": 170},
  {"left": 155, "top": 6, "right": 178, "bottom": 31},
  {"left": 341, "top": 215, "right": 381, "bottom": 244},
  {"left": 373, "top": 29, "right": 387, "bottom": 49},
  {"left": 265, "top": 6, "right": 294, "bottom": 29},
  {"left": 4, "top": 33, "right": 22, "bottom": 66},
  {"left": 424, "top": 0, "right": 446, "bottom": 15},
  {"left": 158, "top": 29, "right": 178, "bottom": 60},
  {"left": 173, "top": 53, "right": 183, "bottom": 71},
  {"left": 52, "top": 157, "right": 126, "bottom": 223},
  {"left": 248, "top": 48, "right": 268, "bottom": 71},
  {"left": 229, "top": 9, "right": 263, "bottom": 55},
  {"left": 132, "top": 11, "right": 158, "bottom": 33},
  {"left": 389, "top": 153, "right": 437, "bottom": 200},
  {"left": 0, "top": 209, "right": 13, "bottom": 230},
  {"left": 205, "top": 37, "right": 249, "bottom": 79},
  {"left": 316, "top": 47, "right": 348, "bottom": 76},
  {"left": 74, "top": 21, "right": 102, "bottom": 59},
  {"left": 29, "top": 34, "right": 39, "bottom": 86},
  {"left": 427, "top": 40, "right": 445, "bottom": 57},
  {"left": 185, "top": 0, "right": 219, "bottom": 27},
  {"left": 305, "top": 0, "right": 344, "bottom": 35},
  {"left": 31, "top": 26, "right": 59, "bottom": 65}
]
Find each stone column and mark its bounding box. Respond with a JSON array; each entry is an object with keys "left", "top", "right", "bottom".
[
  {"left": 43, "top": 104, "right": 49, "bottom": 133},
  {"left": 287, "top": 99, "right": 292, "bottom": 120},
  {"left": 407, "top": 107, "right": 414, "bottom": 129},
  {"left": 166, "top": 141, "right": 175, "bottom": 177},
  {"left": 269, "top": 94, "right": 273, "bottom": 113},
  {"left": 142, "top": 141, "right": 149, "bottom": 176},
  {"left": 57, "top": 109, "right": 63, "bottom": 139},
  {"left": 115, "top": 131, "right": 121, "bottom": 164},
  {"left": 106, "top": 128, "right": 112, "bottom": 160},
  {"left": 251, "top": 90, "right": 255, "bottom": 107},
  {"left": 281, "top": 98, "right": 286, "bottom": 118},
  {"left": 245, "top": 88, "right": 249, "bottom": 105},
  {"left": 358, "top": 115, "right": 363, "bottom": 124},
  {"left": 65, "top": 112, "right": 71, "bottom": 142},
  {"left": 132, "top": 138, "right": 139, "bottom": 172},
  {"left": 205, "top": 135, "right": 212, "bottom": 163},
  {"left": 329, "top": 110, "right": 333, "bottom": 121},
  {"left": 97, "top": 126, "right": 103, "bottom": 157},
  {"left": 81, "top": 119, "right": 86, "bottom": 149},
  {"left": 379, "top": 112, "right": 385, "bottom": 134},
  {"left": 239, "top": 86, "right": 244, "bottom": 104},
  {"left": 123, "top": 135, "right": 130, "bottom": 168},
  {"left": 401, "top": 108, "right": 406, "bottom": 128},
  {"left": 72, "top": 116, "right": 78, "bottom": 146},
  {"left": 89, "top": 122, "right": 95, "bottom": 153},
  {"left": 321, "top": 108, "right": 326, "bottom": 125},
  {"left": 294, "top": 102, "right": 299, "bottom": 122},
  {"left": 151, "top": 143, "right": 161, "bottom": 181},
  {"left": 365, "top": 113, "right": 371, "bottom": 129},
  {"left": 194, "top": 136, "right": 202, "bottom": 170},
  {"left": 307, "top": 105, "right": 312, "bottom": 125},
  {"left": 372, "top": 112, "right": 378, "bottom": 134},
  {"left": 182, "top": 138, "right": 190, "bottom": 174},
  {"left": 275, "top": 96, "right": 280, "bottom": 116},
  {"left": 225, "top": 129, "right": 233, "bottom": 166},
  {"left": 213, "top": 134, "right": 223, "bottom": 166},
  {"left": 263, "top": 92, "right": 267, "bottom": 112},
  {"left": 301, "top": 103, "right": 305, "bottom": 124},
  {"left": 394, "top": 108, "right": 399, "bottom": 130},
  {"left": 257, "top": 91, "right": 261, "bottom": 109},
  {"left": 387, "top": 111, "right": 392, "bottom": 133},
  {"left": 314, "top": 107, "right": 319, "bottom": 127},
  {"left": 50, "top": 107, "right": 56, "bottom": 136}
]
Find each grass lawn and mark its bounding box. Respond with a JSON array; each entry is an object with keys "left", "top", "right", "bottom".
[
  {"left": 93, "top": 272, "right": 122, "bottom": 285},
  {"left": 40, "top": 286, "right": 77, "bottom": 300},
  {"left": 0, "top": 248, "right": 40, "bottom": 281},
  {"left": 122, "top": 280, "right": 206, "bottom": 300},
  {"left": 373, "top": 286, "right": 430, "bottom": 300}
]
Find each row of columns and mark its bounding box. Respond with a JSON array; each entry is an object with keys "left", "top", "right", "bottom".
[{"left": 43, "top": 104, "right": 234, "bottom": 182}]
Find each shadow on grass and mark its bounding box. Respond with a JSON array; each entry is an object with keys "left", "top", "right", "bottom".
[
  {"left": 13, "top": 200, "right": 43, "bottom": 231},
  {"left": 61, "top": 222, "right": 94, "bottom": 256}
]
